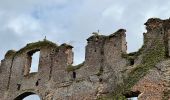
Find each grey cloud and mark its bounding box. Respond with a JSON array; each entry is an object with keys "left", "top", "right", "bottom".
[
  {"left": 0, "top": 29, "right": 23, "bottom": 60},
  {"left": 1, "top": 0, "right": 170, "bottom": 99},
  {"left": 1, "top": 0, "right": 170, "bottom": 63}
]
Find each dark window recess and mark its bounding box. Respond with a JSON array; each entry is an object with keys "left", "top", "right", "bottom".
[
  {"left": 101, "top": 51, "right": 104, "bottom": 55},
  {"left": 94, "top": 49, "right": 97, "bottom": 52},
  {"left": 17, "top": 84, "right": 21, "bottom": 90},
  {"left": 101, "top": 59, "right": 104, "bottom": 63},
  {"left": 35, "top": 79, "right": 40, "bottom": 86},
  {"left": 130, "top": 59, "right": 135, "bottom": 65},
  {"left": 124, "top": 91, "right": 141, "bottom": 99},
  {"left": 36, "top": 81, "right": 39, "bottom": 86},
  {"left": 114, "top": 44, "right": 116, "bottom": 47},
  {"left": 73, "top": 71, "right": 76, "bottom": 79},
  {"left": 99, "top": 78, "right": 103, "bottom": 82}
]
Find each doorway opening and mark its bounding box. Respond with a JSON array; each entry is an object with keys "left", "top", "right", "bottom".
[{"left": 14, "top": 92, "right": 40, "bottom": 100}]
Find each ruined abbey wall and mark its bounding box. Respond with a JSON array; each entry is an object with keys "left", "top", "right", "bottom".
[{"left": 0, "top": 18, "right": 170, "bottom": 100}]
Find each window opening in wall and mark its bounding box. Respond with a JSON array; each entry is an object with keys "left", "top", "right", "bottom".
[
  {"left": 73, "top": 71, "right": 76, "bottom": 79},
  {"left": 36, "top": 80, "right": 39, "bottom": 86},
  {"left": 35, "top": 79, "right": 40, "bottom": 86},
  {"left": 130, "top": 59, "right": 135, "bottom": 65},
  {"left": 29, "top": 51, "right": 40, "bottom": 73},
  {"left": 101, "top": 51, "right": 104, "bottom": 55},
  {"left": 124, "top": 91, "right": 141, "bottom": 100},
  {"left": 17, "top": 84, "right": 21, "bottom": 90},
  {"left": 99, "top": 78, "right": 103, "bottom": 82}
]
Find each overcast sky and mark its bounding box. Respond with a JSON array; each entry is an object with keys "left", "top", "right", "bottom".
[
  {"left": 1, "top": 0, "right": 170, "bottom": 64},
  {"left": 1, "top": 0, "right": 170, "bottom": 99}
]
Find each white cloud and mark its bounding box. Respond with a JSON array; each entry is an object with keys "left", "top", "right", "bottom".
[
  {"left": 6, "top": 15, "right": 41, "bottom": 35},
  {"left": 1, "top": 0, "right": 170, "bottom": 63}
]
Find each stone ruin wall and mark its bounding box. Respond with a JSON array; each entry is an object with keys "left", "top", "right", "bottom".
[{"left": 0, "top": 18, "right": 170, "bottom": 100}]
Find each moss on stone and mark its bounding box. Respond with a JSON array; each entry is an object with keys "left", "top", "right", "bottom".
[
  {"left": 100, "top": 38, "right": 166, "bottom": 99},
  {"left": 66, "top": 62, "right": 85, "bottom": 72},
  {"left": 60, "top": 43, "right": 73, "bottom": 48},
  {"left": 97, "top": 93, "right": 126, "bottom": 100},
  {"left": 16, "top": 40, "right": 58, "bottom": 55},
  {"left": 162, "top": 89, "right": 170, "bottom": 100},
  {"left": 122, "top": 44, "right": 146, "bottom": 61},
  {"left": 124, "top": 39, "right": 165, "bottom": 91},
  {"left": 5, "top": 50, "right": 16, "bottom": 58}
]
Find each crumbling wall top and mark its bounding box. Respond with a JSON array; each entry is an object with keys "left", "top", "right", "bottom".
[
  {"left": 144, "top": 18, "right": 164, "bottom": 31},
  {"left": 3, "top": 40, "right": 60, "bottom": 59},
  {"left": 109, "top": 29, "right": 126, "bottom": 37},
  {"left": 1, "top": 17, "right": 170, "bottom": 100},
  {"left": 17, "top": 40, "right": 58, "bottom": 54},
  {"left": 5, "top": 50, "right": 16, "bottom": 59},
  {"left": 87, "top": 29, "right": 126, "bottom": 42},
  {"left": 60, "top": 43, "right": 73, "bottom": 49}
]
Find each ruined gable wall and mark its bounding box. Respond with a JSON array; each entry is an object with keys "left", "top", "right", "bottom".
[{"left": 0, "top": 18, "right": 170, "bottom": 100}]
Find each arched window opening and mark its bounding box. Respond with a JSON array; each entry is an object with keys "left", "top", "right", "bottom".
[{"left": 14, "top": 92, "right": 40, "bottom": 100}]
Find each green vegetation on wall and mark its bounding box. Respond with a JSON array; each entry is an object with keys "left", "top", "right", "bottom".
[
  {"left": 124, "top": 39, "right": 165, "bottom": 91},
  {"left": 3, "top": 40, "right": 58, "bottom": 60},
  {"left": 162, "top": 89, "right": 170, "bottom": 100},
  {"left": 122, "top": 39, "right": 165, "bottom": 100},
  {"left": 67, "top": 62, "right": 85, "bottom": 72},
  {"left": 98, "top": 37, "right": 166, "bottom": 99},
  {"left": 5, "top": 50, "right": 16, "bottom": 58},
  {"left": 16, "top": 40, "right": 58, "bottom": 55}
]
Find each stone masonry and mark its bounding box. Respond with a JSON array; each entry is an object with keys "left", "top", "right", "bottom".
[{"left": 0, "top": 18, "right": 170, "bottom": 100}]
